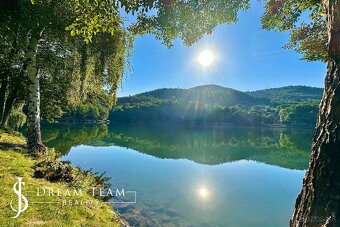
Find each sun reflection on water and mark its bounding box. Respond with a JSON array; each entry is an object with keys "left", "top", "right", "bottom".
[{"left": 198, "top": 187, "right": 209, "bottom": 199}]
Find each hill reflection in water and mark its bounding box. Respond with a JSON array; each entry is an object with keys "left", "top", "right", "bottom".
[{"left": 42, "top": 123, "right": 312, "bottom": 170}]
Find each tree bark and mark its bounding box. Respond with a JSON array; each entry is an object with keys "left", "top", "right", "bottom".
[
  {"left": 25, "top": 29, "right": 46, "bottom": 153},
  {"left": 290, "top": 59, "right": 340, "bottom": 227},
  {"left": 0, "top": 88, "right": 17, "bottom": 128},
  {"left": 79, "top": 43, "right": 88, "bottom": 101},
  {"left": 290, "top": 1, "right": 340, "bottom": 226},
  {"left": 0, "top": 77, "right": 9, "bottom": 123}
]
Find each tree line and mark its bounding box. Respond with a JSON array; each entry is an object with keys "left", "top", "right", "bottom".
[{"left": 110, "top": 86, "right": 321, "bottom": 127}]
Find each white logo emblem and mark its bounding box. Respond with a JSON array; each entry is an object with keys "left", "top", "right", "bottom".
[{"left": 10, "top": 177, "right": 28, "bottom": 218}]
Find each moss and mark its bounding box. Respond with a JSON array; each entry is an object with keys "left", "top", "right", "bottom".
[{"left": 0, "top": 132, "right": 123, "bottom": 226}]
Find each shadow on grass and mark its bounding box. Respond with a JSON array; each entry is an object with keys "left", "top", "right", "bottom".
[{"left": 0, "top": 142, "right": 26, "bottom": 152}]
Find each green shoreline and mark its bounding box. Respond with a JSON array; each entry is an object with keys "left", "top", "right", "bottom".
[{"left": 0, "top": 131, "right": 125, "bottom": 226}]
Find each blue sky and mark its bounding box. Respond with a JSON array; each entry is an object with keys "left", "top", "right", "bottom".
[{"left": 117, "top": 1, "right": 326, "bottom": 97}]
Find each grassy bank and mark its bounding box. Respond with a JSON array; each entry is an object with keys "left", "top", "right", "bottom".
[{"left": 0, "top": 132, "right": 122, "bottom": 226}]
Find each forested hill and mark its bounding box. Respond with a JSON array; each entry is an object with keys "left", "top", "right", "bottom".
[
  {"left": 118, "top": 85, "right": 270, "bottom": 106},
  {"left": 247, "top": 86, "right": 323, "bottom": 104},
  {"left": 109, "top": 85, "right": 323, "bottom": 126}
]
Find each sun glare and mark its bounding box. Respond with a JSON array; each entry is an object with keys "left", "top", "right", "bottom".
[{"left": 197, "top": 49, "right": 215, "bottom": 67}]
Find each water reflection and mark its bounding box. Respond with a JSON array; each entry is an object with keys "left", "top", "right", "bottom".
[
  {"left": 198, "top": 187, "right": 209, "bottom": 199},
  {"left": 43, "top": 123, "right": 312, "bottom": 226},
  {"left": 42, "top": 123, "right": 312, "bottom": 170}
]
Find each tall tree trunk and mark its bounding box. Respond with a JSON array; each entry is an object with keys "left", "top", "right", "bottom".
[
  {"left": 0, "top": 77, "right": 9, "bottom": 123},
  {"left": 1, "top": 88, "right": 17, "bottom": 128},
  {"left": 291, "top": 60, "right": 340, "bottom": 227},
  {"left": 25, "top": 29, "right": 45, "bottom": 153},
  {"left": 0, "top": 32, "right": 20, "bottom": 123},
  {"left": 79, "top": 43, "right": 88, "bottom": 101},
  {"left": 290, "top": 1, "right": 340, "bottom": 226}
]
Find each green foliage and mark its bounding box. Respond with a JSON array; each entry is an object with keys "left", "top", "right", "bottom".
[
  {"left": 131, "top": 0, "right": 250, "bottom": 46},
  {"left": 65, "top": 0, "right": 156, "bottom": 43},
  {"left": 64, "top": 0, "right": 250, "bottom": 47},
  {"left": 0, "top": 0, "right": 132, "bottom": 128},
  {"left": 38, "top": 31, "right": 132, "bottom": 122},
  {"left": 8, "top": 103, "right": 27, "bottom": 130},
  {"left": 65, "top": 94, "right": 113, "bottom": 122},
  {"left": 286, "top": 21, "right": 328, "bottom": 62},
  {"left": 65, "top": 0, "right": 121, "bottom": 44},
  {"left": 261, "top": 0, "right": 327, "bottom": 61},
  {"left": 278, "top": 100, "right": 319, "bottom": 125},
  {"left": 110, "top": 85, "right": 322, "bottom": 126}
]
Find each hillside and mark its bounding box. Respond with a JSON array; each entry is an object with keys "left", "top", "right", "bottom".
[
  {"left": 118, "top": 85, "right": 270, "bottom": 106},
  {"left": 110, "top": 85, "right": 323, "bottom": 126},
  {"left": 247, "top": 86, "right": 323, "bottom": 104}
]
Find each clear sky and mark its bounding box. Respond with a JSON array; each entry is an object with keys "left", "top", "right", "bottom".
[{"left": 117, "top": 1, "right": 326, "bottom": 97}]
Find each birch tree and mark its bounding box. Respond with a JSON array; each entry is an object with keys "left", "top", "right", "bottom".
[{"left": 0, "top": 0, "right": 130, "bottom": 152}]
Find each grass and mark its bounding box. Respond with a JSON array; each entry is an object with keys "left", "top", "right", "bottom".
[{"left": 0, "top": 132, "right": 122, "bottom": 226}]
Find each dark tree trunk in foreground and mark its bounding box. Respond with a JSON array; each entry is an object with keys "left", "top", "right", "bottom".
[
  {"left": 25, "top": 29, "right": 46, "bottom": 153},
  {"left": 0, "top": 88, "right": 17, "bottom": 128},
  {"left": 0, "top": 77, "right": 9, "bottom": 123},
  {"left": 291, "top": 59, "right": 340, "bottom": 227},
  {"left": 291, "top": 1, "right": 340, "bottom": 226}
]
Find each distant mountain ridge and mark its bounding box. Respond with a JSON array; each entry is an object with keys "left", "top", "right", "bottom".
[
  {"left": 110, "top": 85, "right": 323, "bottom": 126},
  {"left": 246, "top": 85, "right": 323, "bottom": 104},
  {"left": 119, "top": 85, "right": 323, "bottom": 105},
  {"left": 118, "top": 84, "right": 272, "bottom": 107}
]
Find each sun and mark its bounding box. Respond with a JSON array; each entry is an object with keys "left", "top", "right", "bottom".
[{"left": 197, "top": 49, "right": 215, "bottom": 67}]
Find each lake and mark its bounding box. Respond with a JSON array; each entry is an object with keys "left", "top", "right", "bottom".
[{"left": 42, "top": 123, "right": 312, "bottom": 227}]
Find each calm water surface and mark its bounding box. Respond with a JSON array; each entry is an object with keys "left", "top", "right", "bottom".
[{"left": 42, "top": 123, "right": 312, "bottom": 227}]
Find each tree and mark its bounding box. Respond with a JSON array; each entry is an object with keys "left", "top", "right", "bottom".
[
  {"left": 0, "top": 10, "right": 27, "bottom": 129},
  {"left": 0, "top": 0, "right": 131, "bottom": 153},
  {"left": 279, "top": 101, "right": 319, "bottom": 126},
  {"left": 0, "top": 0, "right": 76, "bottom": 152}
]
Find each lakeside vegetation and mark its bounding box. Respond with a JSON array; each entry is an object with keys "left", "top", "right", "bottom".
[
  {"left": 109, "top": 85, "right": 322, "bottom": 126},
  {"left": 0, "top": 131, "right": 122, "bottom": 226}
]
